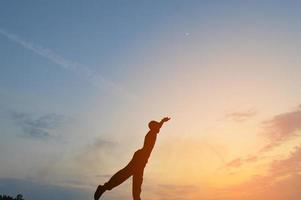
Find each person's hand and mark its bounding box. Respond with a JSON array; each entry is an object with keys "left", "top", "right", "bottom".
[{"left": 161, "top": 117, "right": 171, "bottom": 123}]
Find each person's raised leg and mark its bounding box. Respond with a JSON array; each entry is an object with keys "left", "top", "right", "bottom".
[
  {"left": 132, "top": 168, "right": 144, "bottom": 200},
  {"left": 94, "top": 163, "right": 134, "bottom": 200}
]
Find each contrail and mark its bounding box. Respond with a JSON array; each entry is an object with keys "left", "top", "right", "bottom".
[
  {"left": 0, "top": 28, "right": 135, "bottom": 100},
  {"left": 203, "top": 141, "right": 225, "bottom": 164}
]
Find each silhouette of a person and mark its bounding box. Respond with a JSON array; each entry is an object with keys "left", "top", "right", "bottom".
[{"left": 94, "top": 117, "right": 171, "bottom": 200}]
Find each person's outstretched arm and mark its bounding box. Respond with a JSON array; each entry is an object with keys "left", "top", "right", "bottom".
[
  {"left": 142, "top": 117, "right": 171, "bottom": 151},
  {"left": 158, "top": 117, "right": 171, "bottom": 130}
]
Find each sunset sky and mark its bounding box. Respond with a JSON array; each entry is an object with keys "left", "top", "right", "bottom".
[{"left": 0, "top": 1, "right": 301, "bottom": 200}]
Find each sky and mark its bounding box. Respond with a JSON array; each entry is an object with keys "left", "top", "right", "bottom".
[{"left": 0, "top": 1, "right": 301, "bottom": 200}]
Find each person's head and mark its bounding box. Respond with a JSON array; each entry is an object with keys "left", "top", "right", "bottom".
[{"left": 148, "top": 120, "right": 160, "bottom": 132}]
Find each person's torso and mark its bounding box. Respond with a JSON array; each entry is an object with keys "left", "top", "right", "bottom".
[{"left": 133, "top": 132, "right": 157, "bottom": 166}]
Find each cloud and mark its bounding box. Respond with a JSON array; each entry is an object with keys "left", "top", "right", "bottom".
[
  {"left": 225, "top": 109, "right": 257, "bottom": 122},
  {"left": 225, "top": 106, "right": 301, "bottom": 169},
  {"left": 225, "top": 155, "right": 258, "bottom": 168},
  {"left": 260, "top": 108, "right": 301, "bottom": 152},
  {"left": 145, "top": 183, "right": 200, "bottom": 200},
  {"left": 10, "top": 112, "right": 70, "bottom": 139},
  {"left": 74, "top": 137, "right": 118, "bottom": 171},
  {"left": 93, "top": 138, "right": 117, "bottom": 148},
  {"left": 95, "top": 174, "right": 112, "bottom": 179},
  {"left": 225, "top": 158, "right": 242, "bottom": 168},
  {"left": 215, "top": 175, "right": 301, "bottom": 200},
  {"left": 0, "top": 28, "right": 135, "bottom": 100},
  {"left": 268, "top": 146, "right": 301, "bottom": 177},
  {"left": 217, "top": 146, "right": 301, "bottom": 200}
]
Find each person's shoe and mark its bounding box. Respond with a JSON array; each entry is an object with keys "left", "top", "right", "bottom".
[{"left": 94, "top": 185, "right": 105, "bottom": 200}]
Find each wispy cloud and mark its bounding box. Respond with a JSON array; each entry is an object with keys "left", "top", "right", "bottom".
[
  {"left": 260, "top": 108, "right": 301, "bottom": 152},
  {"left": 225, "top": 109, "right": 257, "bottom": 122},
  {"left": 225, "top": 105, "right": 301, "bottom": 169},
  {"left": 75, "top": 137, "right": 118, "bottom": 171},
  {"left": 219, "top": 146, "right": 301, "bottom": 200},
  {"left": 225, "top": 155, "right": 259, "bottom": 168},
  {"left": 0, "top": 28, "right": 135, "bottom": 100},
  {"left": 10, "top": 111, "right": 70, "bottom": 139},
  {"left": 146, "top": 183, "right": 200, "bottom": 200},
  {"left": 268, "top": 145, "right": 301, "bottom": 177},
  {"left": 225, "top": 158, "right": 242, "bottom": 168}
]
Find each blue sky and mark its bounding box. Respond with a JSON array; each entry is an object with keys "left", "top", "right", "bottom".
[{"left": 1, "top": 1, "right": 301, "bottom": 200}]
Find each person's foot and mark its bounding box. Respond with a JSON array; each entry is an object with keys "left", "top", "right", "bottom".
[{"left": 94, "top": 185, "right": 105, "bottom": 200}]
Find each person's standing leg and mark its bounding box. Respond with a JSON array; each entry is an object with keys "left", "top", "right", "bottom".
[{"left": 132, "top": 168, "right": 144, "bottom": 200}]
